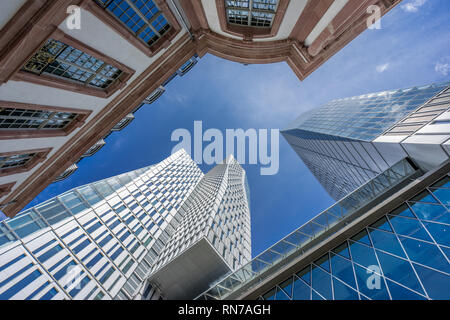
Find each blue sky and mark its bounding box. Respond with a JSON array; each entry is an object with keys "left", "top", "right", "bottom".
[{"left": 21, "top": 0, "right": 450, "bottom": 256}]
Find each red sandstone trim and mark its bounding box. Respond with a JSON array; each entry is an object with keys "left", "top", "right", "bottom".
[
  {"left": 10, "top": 29, "right": 135, "bottom": 98},
  {"left": 0, "top": 182, "right": 16, "bottom": 198},
  {"left": 289, "top": 0, "right": 334, "bottom": 42},
  {"left": 0, "top": 0, "right": 402, "bottom": 217},
  {"left": 81, "top": 0, "right": 182, "bottom": 57}
]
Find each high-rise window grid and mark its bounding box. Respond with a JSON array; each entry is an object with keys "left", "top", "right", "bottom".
[
  {"left": 0, "top": 151, "right": 202, "bottom": 300},
  {"left": 94, "top": 0, "right": 171, "bottom": 47},
  {"left": 22, "top": 39, "right": 122, "bottom": 89},
  {"left": 225, "top": 0, "right": 278, "bottom": 27}
]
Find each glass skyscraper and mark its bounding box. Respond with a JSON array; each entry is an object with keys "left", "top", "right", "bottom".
[
  {"left": 196, "top": 81, "right": 450, "bottom": 301},
  {"left": 0, "top": 150, "right": 251, "bottom": 300},
  {"left": 198, "top": 159, "right": 450, "bottom": 300},
  {"left": 282, "top": 81, "right": 450, "bottom": 201}
]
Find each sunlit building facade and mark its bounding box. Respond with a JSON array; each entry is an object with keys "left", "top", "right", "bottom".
[
  {"left": 148, "top": 155, "right": 252, "bottom": 299},
  {"left": 198, "top": 158, "right": 450, "bottom": 300},
  {"left": 0, "top": 0, "right": 402, "bottom": 217},
  {"left": 0, "top": 150, "right": 251, "bottom": 300},
  {"left": 282, "top": 81, "right": 450, "bottom": 201}
]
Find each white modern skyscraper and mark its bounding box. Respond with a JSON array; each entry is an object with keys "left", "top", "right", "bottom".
[
  {"left": 0, "top": 150, "right": 251, "bottom": 300},
  {"left": 282, "top": 81, "right": 450, "bottom": 201},
  {"left": 148, "top": 155, "right": 252, "bottom": 299}
]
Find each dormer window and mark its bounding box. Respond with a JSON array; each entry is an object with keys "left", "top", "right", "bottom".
[
  {"left": 217, "top": 0, "right": 288, "bottom": 39},
  {"left": 226, "top": 0, "right": 278, "bottom": 28}
]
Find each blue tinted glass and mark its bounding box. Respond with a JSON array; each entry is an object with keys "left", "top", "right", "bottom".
[
  {"left": 311, "top": 265, "right": 332, "bottom": 300},
  {"left": 54, "top": 260, "right": 77, "bottom": 280},
  {"left": 86, "top": 253, "right": 103, "bottom": 269},
  {"left": 348, "top": 240, "right": 378, "bottom": 268},
  {"left": 440, "top": 246, "right": 450, "bottom": 260},
  {"left": 14, "top": 222, "right": 42, "bottom": 238},
  {"left": 111, "top": 247, "right": 124, "bottom": 260},
  {"left": 431, "top": 176, "right": 450, "bottom": 189},
  {"left": 375, "top": 251, "right": 424, "bottom": 295},
  {"left": 0, "top": 263, "right": 33, "bottom": 287},
  {"left": 69, "top": 276, "right": 90, "bottom": 298},
  {"left": 351, "top": 229, "right": 371, "bottom": 246},
  {"left": 40, "top": 287, "right": 58, "bottom": 300},
  {"left": 330, "top": 253, "right": 357, "bottom": 289},
  {"left": 87, "top": 222, "right": 102, "bottom": 234},
  {"left": 32, "top": 239, "right": 56, "bottom": 255},
  {"left": 368, "top": 228, "right": 405, "bottom": 258},
  {"left": 275, "top": 287, "right": 290, "bottom": 300},
  {"left": 73, "top": 239, "right": 91, "bottom": 254},
  {"left": 410, "top": 190, "right": 438, "bottom": 204},
  {"left": 26, "top": 281, "right": 50, "bottom": 300},
  {"left": 430, "top": 188, "right": 450, "bottom": 205},
  {"left": 0, "top": 254, "right": 26, "bottom": 272},
  {"left": 99, "top": 234, "right": 113, "bottom": 247},
  {"left": 278, "top": 277, "right": 293, "bottom": 298},
  {"left": 289, "top": 81, "right": 449, "bottom": 141},
  {"left": 413, "top": 263, "right": 450, "bottom": 300},
  {"left": 263, "top": 288, "right": 275, "bottom": 300},
  {"left": 312, "top": 290, "right": 325, "bottom": 300},
  {"left": 388, "top": 215, "right": 432, "bottom": 241},
  {"left": 385, "top": 278, "right": 426, "bottom": 300},
  {"left": 409, "top": 202, "right": 450, "bottom": 224},
  {"left": 398, "top": 235, "right": 450, "bottom": 274},
  {"left": 315, "top": 254, "right": 330, "bottom": 272},
  {"left": 332, "top": 242, "right": 350, "bottom": 259},
  {"left": 422, "top": 221, "right": 450, "bottom": 247},
  {"left": 370, "top": 217, "right": 392, "bottom": 232},
  {"left": 390, "top": 204, "right": 415, "bottom": 218},
  {"left": 332, "top": 278, "right": 359, "bottom": 300},
  {"left": 37, "top": 244, "right": 63, "bottom": 263},
  {"left": 48, "top": 255, "right": 70, "bottom": 273},
  {"left": 94, "top": 262, "right": 109, "bottom": 278},
  {"left": 0, "top": 269, "right": 41, "bottom": 299},
  {"left": 292, "top": 277, "right": 310, "bottom": 300}
]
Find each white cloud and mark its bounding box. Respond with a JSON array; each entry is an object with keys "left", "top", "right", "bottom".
[
  {"left": 435, "top": 62, "right": 450, "bottom": 76},
  {"left": 401, "top": 0, "right": 427, "bottom": 12},
  {"left": 376, "top": 63, "right": 389, "bottom": 73}
]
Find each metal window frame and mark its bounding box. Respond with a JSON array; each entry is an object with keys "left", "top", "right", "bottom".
[{"left": 225, "top": 0, "right": 278, "bottom": 28}]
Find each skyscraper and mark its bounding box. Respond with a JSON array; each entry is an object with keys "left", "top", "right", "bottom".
[
  {"left": 0, "top": 150, "right": 251, "bottom": 300},
  {"left": 196, "top": 80, "right": 450, "bottom": 301},
  {"left": 0, "top": 0, "right": 402, "bottom": 217},
  {"left": 198, "top": 156, "right": 450, "bottom": 301},
  {"left": 282, "top": 81, "right": 450, "bottom": 201},
  {"left": 148, "top": 155, "right": 252, "bottom": 299}
]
